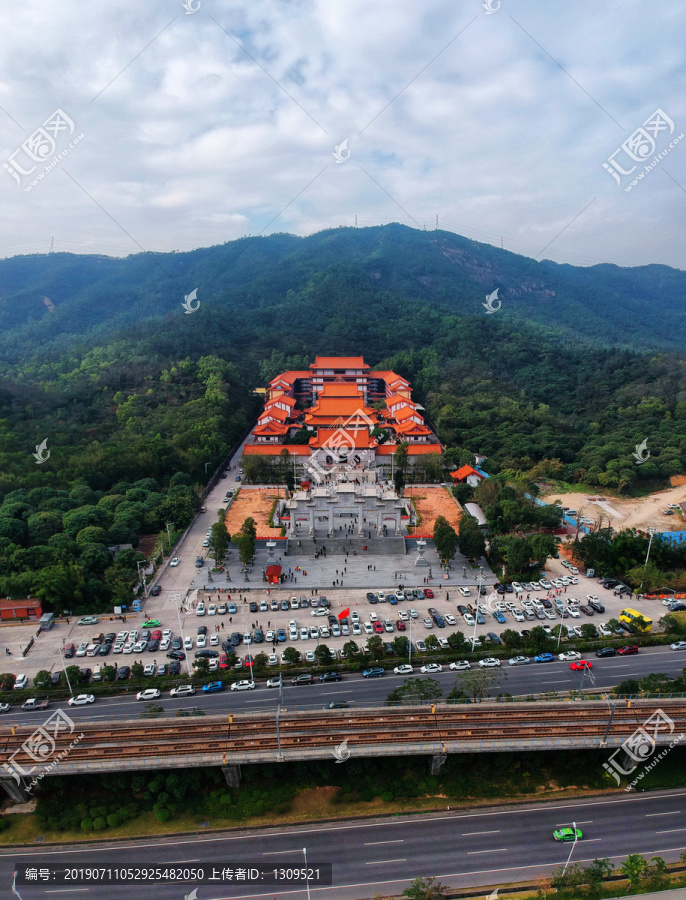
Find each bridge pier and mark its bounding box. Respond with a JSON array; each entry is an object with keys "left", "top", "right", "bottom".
[
  {"left": 0, "top": 776, "right": 31, "bottom": 803},
  {"left": 430, "top": 754, "right": 447, "bottom": 776},
  {"left": 221, "top": 765, "right": 242, "bottom": 788}
]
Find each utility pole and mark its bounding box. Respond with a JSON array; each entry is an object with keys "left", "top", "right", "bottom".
[
  {"left": 435, "top": 215, "right": 438, "bottom": 230},
  {"left": 165, "top": 522, "right": 175, "bottom": 552},
  {"left": 640, "top": 526, "right": 657, "bottom": 592}
]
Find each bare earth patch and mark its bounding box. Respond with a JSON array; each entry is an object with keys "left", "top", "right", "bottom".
[
  {"left": 223, "top": 487, "right": 282, "bottom": 538},
  {"left": 541, "top": 487, "right": 686, "bottom": 534},
  {"left": 405, "top": 486, "right": 461, "bottom": 535}
]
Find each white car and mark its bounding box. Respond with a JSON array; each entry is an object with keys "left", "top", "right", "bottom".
[
  {"left": 133, "top": 640, "right": 147, "bottom": 653},
  {"left": 136, "top": 689, "right": 161, "bottom": 701},
  {"left": 352, "top": 623, "right": 362, "bottom": 635},
  {"left": 208, "top": 604, "right": 217, "bottom": 616},
  {"left": 409, "top": 608, "right": 419, "bottom": 619},
  {"left": 162, "top": 629, "right": 172, "bottom": 640},
  {"left": 568, "top": 608, "right": 580, "bottom": 618},
  {"left": 394, "top": 664, "right": 414, "bottom": 674},
  {"left": 540, "top": 579, "right": 552, "bottom": 589},
  {"left": 159, "top": 638, "right": 171, "bottom": 651},
  {"left": 444, "top": 614, "right": 456, "bottom": 625},
  {"left": 670, "top": 641, "right": 686, "bottom": 651},
  {"left": 265, "top": 630, "right": 275, "bottom": 643},
  {"left": 398, "top": 610, "right": 409, "bottom": 621},
  {"left": 369, "top": 612, "right": 378, "bottom": 622},
  {"left": 244, "top": 632, "right": 253, "bottom": 645},
  {"left": 300, "top": 628, "right": 309, "bottom": 640},
  {"left": 559, "top": 651, "right": 581, "bottom": 661},
  {"left": 170, "top": 558, "right": 180, "bottom": 567},
  {"left": 319, "top": 626, "right": 330, "bottom": 639},
  {"left": 267, "top": 676, "right": 283, "bottom": 688},
  {"left": 169, "top": 685, "right": 196, "bottom": 697},
  {"left": 144, "top": 663, "right": 156, "bottom": 676},
  {"left": 311, "top": 608, "right": 327, "bottom": 617},
  {"left": 184, "top": 637, "right": 193, "bottom": 650},
  {"left": 128, "top": 630, "right": 139, "bottom": 642},
  {"left": 231, "top": 680, "right": 255, "bottom": 691},
  {"left": 544, "top": 610, "right": 556, "bottom": 620},
  {"left": 508, "top": 656, "right": 530, "bottom": 666},
  {"left": 309, "top": 626, "right": 319, "bottom": 639},
  {"left": 384, "top": 621, "right": 394, "bottom": 633},
  {"left": 268, "top": 654, "right": 278, "bottom": 666},
  {"left": 68, "top": 694, "right": 95, "bottom": 706},
  {"left": 122, "top": 642, "right": 135, "bottom": 654},
  {"left": 495, "top": 602, "right": 508, "bottom": 612},
  {"left": 560, "top": 577, "right": 571, "bottom": 586},
  {"left": 598, "top": 623, "right": 612, "bottom": 637},
  {"left": 422, "top": 618, "right": 433, "bottom": 629},
  {"left": 464, "top": 614, "right": 475, "bottom": 626},
  {"left": 196, "top": 604, "right": 205, "bottom": 616},
  {"left": 511, "top": 582, "right": 522, "bottom": 592},
  {"left": 112, "top": 642, "right": 124, "bottom": 654},
  {"left": 551, "top": 579, "right": 563, "bottom": 588},
  {"left": 467, "top": 637, "right": 483, "bottom": 649},
  {"left": 197, "top": 636, "right": 207, "bottom": 649},
  {"left": 459, "top": 587, "right": 471, "bottom": 597},
  {"left": 290, "top": 597, "right": 299, "bottom": 609},
  {"left": 76, "top": 642, "right": 88, "bottom": 657},
  {"left": 305, "top": 650, "right": 316, "bottom": 663},
  {"left": 479, "top": 658, "right": 501, "bottom": 668},
  {"left": 208, "top": 659, "right": 219, "bottom": 672},
  {"left": 438, "top": 637, "right": 450, "bottom": 649},
  {"left": 420, "top": 663, "right": 443, "bottom": 674},
  {"left": 377, "top": 591, "right": 386, "bottom": 602},
  {"left": 13, "top": 674, "right": 28, "bottom": 690},
  {"left": 513, "top": 610, "right": 525, "bottom": 622},
  {"left": 449, "top": 660, "right": 470, "bottom": 671},
  {"left": 116, "top": 631, "right": 128, "bottom": 642},
  {"left": 351, "top": 612, "right": 360, "bottom": 624}
]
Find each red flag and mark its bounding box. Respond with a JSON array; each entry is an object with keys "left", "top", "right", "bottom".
[{"left": 338, "top": 607, "right": 350, "bottom": 620}]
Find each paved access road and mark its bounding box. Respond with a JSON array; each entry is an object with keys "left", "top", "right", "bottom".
[
  {"left": 5, "top": 643, "right": 685, "bottom": 727},
  {"left": 6, "top": 789, "right": 686, "bottom": 899}
]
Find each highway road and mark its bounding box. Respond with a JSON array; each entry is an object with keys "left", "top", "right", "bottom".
[
  {"left": 5, "top": 789, "right": 686, "bottom": 899},
  {"left": 6, "top": 643, "right": 685, "bottom": 726}
]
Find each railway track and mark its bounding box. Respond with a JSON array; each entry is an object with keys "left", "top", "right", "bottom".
[{"left": 1, "top": 700, "right": 683, "bottom": 769}]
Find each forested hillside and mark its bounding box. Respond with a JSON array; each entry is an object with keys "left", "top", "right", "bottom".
[{"left": 0, "top": 224, "right": 685, "bottom": 610}]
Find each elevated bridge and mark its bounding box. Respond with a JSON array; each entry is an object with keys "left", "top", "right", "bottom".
[{"left": 2, "top": 700, "right": 683, "bottom": 799}]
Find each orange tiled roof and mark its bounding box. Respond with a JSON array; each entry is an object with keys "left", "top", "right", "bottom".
[
  {"left": 305, "top": 397, "right": 377, "bottom": 419},
  {"left": 308, "top": 430, "right": 378, "bottom": 449},
  {"left": 310, "top": 356, "right": 368, "bottom": 369},
  {"left": 253, "top": 422, "right": 289, "bottom": 435},
  {"left": 394, "top": 421, "right": 432, "bottom": 435},
  {"left": 371, "top": 370, "right": 410, "bottom": 386},
  {"left": 386, "top": 393, "right": 416, "bottom": 409},
  {"left": 244, "top": 444, "right": 311, "bottom": 456},
  {"left": 376, "top": 443, "right": 441, "bottom": 455},
  {"left": 265, "top": 394, "right": 296, "bottom": 408},
  {"left": 259, "top": 406, "right": 289, "bottom": 422},
  {"left": 393, "top": 406, "right": 420, "bottom": 422},
  {"left": 451, "top": 465, "right": 484, "bottom": 481},
  {"left": 269, "top": 370, "right": 310, "bottom": 386}
]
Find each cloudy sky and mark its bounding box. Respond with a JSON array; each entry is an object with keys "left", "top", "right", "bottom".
[{"left": 1, "top": 0, "right": 684, "bottom": 268}]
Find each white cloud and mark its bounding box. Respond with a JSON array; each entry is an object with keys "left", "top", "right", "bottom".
[{"left": 0, "top": 0, "right": 683, "bottom": 267}]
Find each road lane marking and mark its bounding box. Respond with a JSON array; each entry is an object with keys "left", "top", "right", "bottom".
[
  {"left": 320, "top": 690, "right": 355, "bottom": 696},
  {"left": 8, "top": 792, "right": 686, "bottom": 858},
  {"left": 646, "top": 811, "right": 680, "bottom": 817},
  {"left": 365, "top": 859, "right": 407, "bottom": 865},
  {"left": 467, "top": 848, "right": 507, "bottom": 854},
  {"left": 364, "top": 840, "right": 405, "bottom": 846},
  {"left": 263, "top": 849, "right": 304, "bottom": 855},
  {"left": 46, "top": 891, "right": 89, "bottom": 894},
  {"left": 462, "top": 830, "right": 500, "bottom": 836},
  {"left": 176, "top": 858, "right": 201, "bottom": 862},
  {"left": 656, "top": 828, "right": 686, "bottom": 834}
]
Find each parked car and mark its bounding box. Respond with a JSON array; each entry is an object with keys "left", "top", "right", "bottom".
[
  {"left": 362, "top": 667, "right": 385, "bottom": 678},
  {"left": 534, "top": 653, "right": 554, "bottom": 663},
  {"left": 617, "top": 645, "right": 639, "bottom": 655},
  {"left": 479, "top": 658, "right": 501, "bottom": 668},
  {"left": 136, "top": 689, "right": 160, "bottom": 701}
]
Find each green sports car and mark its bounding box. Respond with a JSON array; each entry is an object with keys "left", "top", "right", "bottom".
[
  {"left": 141, "top": 619, "right": 162, "bottom": 628},
  {"left": 553, "top": 826, "right": 583, "bottom": 842}
]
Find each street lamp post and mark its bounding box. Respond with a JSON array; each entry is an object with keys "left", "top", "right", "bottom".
[
  {"left": 165, "top": 522, "right": 175, "bottom": 553},
  {"left": 303, "top": 848, "right": 312, "bottom": 900},
  {"left": 59, "top": 642, "right": 74, "bottom": 699},
  {"left": 640, "top": 526, "right": 657, "bottom": 592},
  {"left": 561, "top": 821, "right": 579, "bottom": 875},
  {"left": 173, "top": 597, "right": 192, "bottom": 678}
]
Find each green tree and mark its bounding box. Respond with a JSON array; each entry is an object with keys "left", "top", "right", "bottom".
[
  {"left": 391, "top": 636, "right": 409, "bottom": 657},
  {"left": 33, "top": 669, "right": 52, "bottom": 689},
  {"left": 528, "top": 626, "right": 550, "bottom": 653},
  {"left": 386, "top": 677, "right": 442, "bottom": 705},
  {"left": 448, "top": 667, "right": 502, "bottom": 702},
  {"left": 101, "top": 665, "right": 116, "bottom": 682},
  {"left": 253, "top": 652, "right": 269, "bottom": 668},
  {"left": 131, "top": 662, "right": 144, "bottom": 679},
  {"left": 425, "top": 635, "right": 440, "bottom": 651},
  {"left": 193, "top": 657, "right": 209, "bottom": 674},
  {"left": 402, "top": 877, "right": 446, "bottom": 900},
  {"left": 458, "top": 514, "right": 485, "bottom": 560},
  {"left": 342, "top": 641, "right": 359, "bottom": 659},
  {"left": 283, "top": 647, "right": 301, "bottom": 665},
  {"left": 580, "top": 623, "right": 597, "bottom": 640},
  {"left": 447, "top": 631, "right": 467, "bottom": 651},
  {"left": 501, "top": 629, "right": 522, "bottom": 649},
  {"left": 367, "top": 635, "right": 384, "bottom": 658},
  {"left": 621, "top": 854, "right": 648, "bottom": 886},
  {"left": 314, "top": 644, "right": 333, "bottom": 666},
  {"left": 585, "top": 858, "right": 614, "bottom": 891},
  {"left": 394, "top": 443, "right": 409, "bottom": 476}
]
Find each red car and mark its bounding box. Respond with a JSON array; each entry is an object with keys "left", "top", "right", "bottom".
[
  {"left": 570, "top": 660, "right": 592, "bottom": 671},
  {"left": 219, "top": 654, "right": 229, "bottom": 669},
  {"left": 617, "top": 645, "right": 639, "bottom": 655},
  {"left": 150, "top": 630, "right": 162, "bottom": 640},
  {"left": 396, "top": 620, "right": 406, "bottom": 631},
  {"left": 424, "top": 588, "right": 434, "bottom": 598},
  {"left": 373, "top": 621, "right": 384, "bottom": 634}
]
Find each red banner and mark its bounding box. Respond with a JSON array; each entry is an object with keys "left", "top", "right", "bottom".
[{"left": 339, "top": 607, "right": 350, "bottom": 620}]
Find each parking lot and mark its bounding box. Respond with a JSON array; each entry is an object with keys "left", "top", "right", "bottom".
[{"left": 0, "top": 551, "right": 673, "bottom": 691}]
